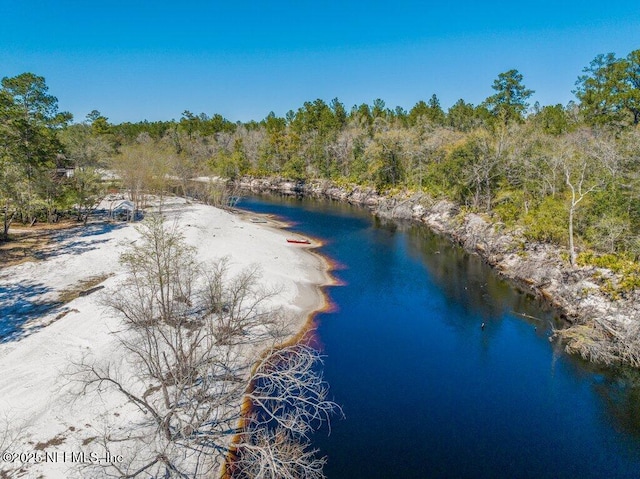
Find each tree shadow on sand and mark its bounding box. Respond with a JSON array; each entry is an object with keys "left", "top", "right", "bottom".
[
  {"left": 46, "top": 222, "right": 127, "bottom": 242},
  {"left": 0, "top": 222, "right": 132, "bottom": 343},
  {"left": 0, "top": 281, "right": 63, "bottom": 343},
  {"left": 33, "top": 223, "right": 128, "bottom": 261}
]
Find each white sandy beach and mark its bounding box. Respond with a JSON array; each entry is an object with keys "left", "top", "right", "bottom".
[{"left": 0, "top": 198, "right": 329, "bottom": 478}]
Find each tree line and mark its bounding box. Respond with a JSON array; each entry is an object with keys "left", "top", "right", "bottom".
[{"left": 2, "top": 50, "right": 639, "bottom": 269}]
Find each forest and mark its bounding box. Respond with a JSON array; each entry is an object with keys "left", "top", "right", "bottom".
[{"left": 1, "top": 49, "right": 639, "bottom": 278}]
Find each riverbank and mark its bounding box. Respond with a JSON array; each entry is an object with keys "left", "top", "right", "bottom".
[
  {"left": 238, "top": 177, "right": 640, "bottom": 368},
  {"left": 0, "top": 197, "right": 331, "bottom": 478}
]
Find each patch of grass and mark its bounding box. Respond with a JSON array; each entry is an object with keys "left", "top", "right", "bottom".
[
  {"left": 53, "top": 309, "right": 79, "bottom": 320},
  {"left": 0, "top": 221, "right": 82, "bottom": 268},
  {"left": 34, "top": 434, "right": 66, "bottom": 450},
  {"left": 82, "top": 436, "right": 97, "bottom": 446},
  {"left": 0, "top": 237, "right": 47, "bottom": 267},
  {"left": 58, "top": 274, "right": 112, "bottom": 304},
  {"left": 578, "top": 251, "right": 640, "bottom": 297}
]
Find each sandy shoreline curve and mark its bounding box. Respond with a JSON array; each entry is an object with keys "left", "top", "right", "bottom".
[{"left": 0, "top": 197, "right": 333, "bottom": 479}]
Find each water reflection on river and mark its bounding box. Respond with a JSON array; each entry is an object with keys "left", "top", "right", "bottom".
[{"left": 238, "top": 194, "right": 640, "bottom": 479}]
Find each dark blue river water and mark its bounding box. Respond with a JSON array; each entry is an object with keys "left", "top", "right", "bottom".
[{"left": 238, "top": 195, "right": 640, "bottom": 479}]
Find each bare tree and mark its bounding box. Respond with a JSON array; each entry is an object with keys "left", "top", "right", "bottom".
[
  {"left": 556, "top": 316, "right": 640, "bottom": 368},
  {"left": 0, "top": 413, "right": 26, "bottom": 477},
  {"left": 234, "top": 125, "right": 266, "bottom": 173},
  {"left": 561, "top": 130, "right": 610, "bottom": 266},
  {"left": 231, "top": 343, "right": 339, "bottom": 479},
  {"left": 112, "top": 139, "right": 176, "bottom": 215},
  {"left": 231, "top": 425, "right": 326, "bottom": 479},
  {"left": 71, "top": 215, "right": 337, "bottom": 478}
]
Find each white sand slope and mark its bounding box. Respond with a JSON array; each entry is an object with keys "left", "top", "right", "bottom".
[{"left": 0, "top": 198, "right": 329, "bottom": 478}]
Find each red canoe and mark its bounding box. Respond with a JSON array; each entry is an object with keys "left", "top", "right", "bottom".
[{"left": 286, "top": 238, "right": 311, "bottom": 244}]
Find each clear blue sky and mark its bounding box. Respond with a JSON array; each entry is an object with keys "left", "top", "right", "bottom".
[{"left": 1, "top": 1, "right": 639, "bottom": 124}]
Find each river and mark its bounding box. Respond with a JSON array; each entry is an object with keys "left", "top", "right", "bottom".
[{"left": 238, "top": 194, "right": 640, "bottom": 479}]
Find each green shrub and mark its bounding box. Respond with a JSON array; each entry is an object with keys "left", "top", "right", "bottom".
[
  {"left": 281, "top": 156, "right": 307, "bottom": 180},
  {"left": 523, "top": 197, "right": 567, "bottom": 244},
  {"left": 578, "top": 251, "right": 640, "bottom": 295},
  {"left": 493, "top": 189, "right": 524, "bottom": 226},
  {"left": 577, "top": 252, "right": 632, "bottom": 272}
]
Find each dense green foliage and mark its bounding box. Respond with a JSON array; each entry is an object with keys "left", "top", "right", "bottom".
[
  {"left": 575, "top": 51, "right": 640, "bottom": 127},
  {"left": 2, "top": 49, "right": 640, "bottom": 267},
  {"left": 1, "top": 73, "right": 73, "bottom": 235}
]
